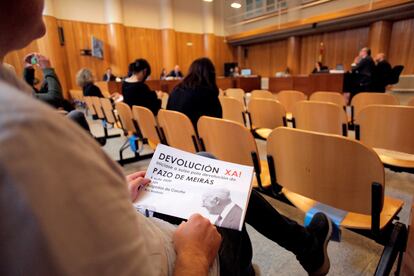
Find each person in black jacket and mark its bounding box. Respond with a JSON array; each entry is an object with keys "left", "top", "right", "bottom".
[
  {"left": 167, "top": 65, "right": 184, "bottom": 79},
  {"left": 373, "top": 53, "right": 392, "bottom": 92},
  {"left": 122, "top": 59, "right": 162, "bottom": 115},
  {"left": 76, "top": 68, "right": 104, "bottom": 98},
  {"left": 102, "top": 67, "right": 117, "bottom": 82},
  {"left": 167, "top": 57, "right": 222, "bottom": 128},
  {"left": 311, "top": 62, "right": 328, "bottom": 74},
  {"left": 351, "top": 47, "right": 376, "bottom": 92}
]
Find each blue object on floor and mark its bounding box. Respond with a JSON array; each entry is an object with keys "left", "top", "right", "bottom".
[
  {"left": 129, "top": 134, "right": 138, "bottom": 152},
  {"left": 304, "top": 203, "right": 347, "bottom": 242}
]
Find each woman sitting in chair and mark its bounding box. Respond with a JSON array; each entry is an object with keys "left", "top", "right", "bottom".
[
  {"left": 167, "top": 57, "right": 222, "bottom": 128},
  {"left": 76, "top": 68, "right": 104, "bottom": 98},
  {"left": 122, "top": 59, "right": 163, "bottom": 116}
]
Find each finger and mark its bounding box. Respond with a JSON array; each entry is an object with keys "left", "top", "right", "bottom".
[{"left": 126, "top": 171, "right": 146, "bottom": 181}]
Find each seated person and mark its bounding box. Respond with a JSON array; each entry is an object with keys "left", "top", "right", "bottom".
[
  {"left": 167, "top": 58, "right": 222, "bottom": 128},
  {"left": 231, "top": 66, "right": 240, "bottom": 77},
  {"left": 312, "top": 62, "right": 328, "bottom": 73},
  {"left": 23, "top": 53, "right": 64, "bottom": 109},
  {"left": 350, "top": 47, "right": 375, "bottom": 93},
  {"left": 373, "top": 53, "right": 392, "bottom": 92},
  {"left": 160, "top": 68, "right": 167, "bottom": 80},
  {"left": 76, "top": 68, "right": 104, "bottom": 98},
  {"left": 0, "top": 2, "right": 332, "bottom": 275},
  {"left": 122, "top": 59, "right": 162, "bottom": 115},
  {"left": 102, "top": 67, "right": 116, "bottom": 82},
  {"left": 168, "top": 65, "right": 184, "bottom": 79}
]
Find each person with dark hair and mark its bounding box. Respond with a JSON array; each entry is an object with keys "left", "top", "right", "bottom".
[
  {"left": 122, "top": 58, "right": 162, "bottom": 115},
  {"left": 351, "top": 47, "right": 375, "bottom": 92},
  {"left": 373, "top": 53, "right": 392, "bottom": 92},
  {"left": 312, "top": 62, "right": 328, "bottom": 73},
  {"left": 167, "top": 57, "right": 222, "bottom": 127}
]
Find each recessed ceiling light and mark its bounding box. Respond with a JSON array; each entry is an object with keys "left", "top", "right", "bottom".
[
  {"left": 231, "top": 2, "right": 242, "bottom": 8},
  {"left": 186, "top": 42, "right": 193, "bottom": 46},
  {"left": 203, "top": 0, "right": 213, "bottom": 2}
]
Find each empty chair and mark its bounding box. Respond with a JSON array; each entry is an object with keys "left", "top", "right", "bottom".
[
  {"left": 310, "top": 91, "right": 346, "bottom": 107},
  {"left": 250, "top": 90, "right": 275, "bottom": 100},
  {"left": 408, "top": 97, "right": 414, "bottom": 106},
  {"left": 132, "top": 106, "right": 161, "bottom": 150},
  {"left": 225, "top": 88, "right": 245, "bottom": 106},
  {"left": 161, "top": 92, "right": 169, "bottom": 109},
  {"left": 351, "top": 92, "right": 399, "bottom": 122},
  {"left": 84, "top": 96, "right": 97, "bottom": 117},
  {"left": 267, "top": 127, "right": 404, "bottom": 235},
  {"left": 91, "top": 96, "right": 105, "bottom": 120},
  {"left": 276, "top": 90, "right": 307, "bottom": 119},
  {"left": 292, "top": 101, "right": 347, "bottom": 136},
  {"left": 355, "top": 105, "right": 414, "bottom": 171},
  {"left": 219, "top": 96, "right": 246, "bottom": 125},
  {"left": 158, "top": 109, "right": 199, "bottom": 153},
  {"left": 247, "top": 98, "right": 286, "bottom": 139},
  {"left": 197, "top": 116, "right": 270, "bottom": 190},
  {"left": 100, "top": 98, "right": 119, "bottom": 127}
]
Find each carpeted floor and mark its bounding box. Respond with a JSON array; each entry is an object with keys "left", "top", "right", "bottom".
[{"left": 89, "top": 116, "right": 413, "bottom": 275}]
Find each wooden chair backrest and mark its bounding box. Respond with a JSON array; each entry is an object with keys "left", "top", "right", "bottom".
[
  {"left": 95, "top": 81, "right": 111, "bottom": 98},
  {"left": 310, "top": 91, "right": 345, "bottom": 107},
  {"left": 352, "top": 92, "right": 399, "bottom": 121},
  {"left": 197, "top": 116, "right": 259, "bottom": 168},
  {"left": 292, "top": 101, "right": 347, "bottom": 135},
  {"left": 91, "top": 96, "right": 105, "bottom": 119},
  {"left": 267, "top": 127, "right": 384, "bottom": 215},
  {"left": 161, "top": 92, "right": 169, "bottom": 109},
  {"left": 226, "top": 88, "right": 245, "bottom": 105},
  {"left": 100, "top": 98, "right": 117, "bottom": 124},
  {"left": 251, "top": 90, "right": 275, "bottom": 100},
  {"left": 158, "top": 110, "right": 198, "bottom": 153},
  {"left": 115, "top": 102, "right": 136, "bottom": 133},
  {"left": 408, "top": 97, "right": 414, "bottom": 107},
  {"left": 219, "top": 96, "right": 245, "bottom": 125},
  {"left": 276, "top": 90, "right": 307, "bottom": 113},
  {"left": 248, "top": 98, "right": 285, "bottom": 129},
  {"left": 132, "top": 106, "right": 160, "bottom": 150},
  {"left": 84, "top": 96, "right": 96, "bottom": 115},
  {"left": 69, "top": 89, "right": 83, "bottom": 101},
  {"left": 358, "top": 105, "right": 414, "bottom": 154}
]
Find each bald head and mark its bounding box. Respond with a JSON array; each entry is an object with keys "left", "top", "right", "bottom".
[{"left": 202, "top": 188, "right": 231, "bottom": 215}]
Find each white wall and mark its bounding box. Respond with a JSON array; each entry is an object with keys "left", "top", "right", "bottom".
[
  {"left": 44, "top": 0, "right": 226, "bottom": 36},
  {"left": 123, "top": 0, "right": 161, "bottom": 29}
]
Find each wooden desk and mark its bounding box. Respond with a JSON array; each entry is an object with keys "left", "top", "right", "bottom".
[
  {"left": 146, "top": 80, "right": 162, "bottom": 91},
  {"left": 217, "top": 77, "right": 235, "bottom": 90},
  {"left": 235, "top": 76, "right": 261, "bottom": 92},
  {"left": 269, "top": 77, "right": 294, "bottom": 93},
  {"left": 269, "top": 74, "right": 344, "bottom": 95},
  {"left": 310, "top": 73, "right": 344, "bottom": 93},
  {"left": 107, "top": 81, "right": 122, "bottom": 94}
]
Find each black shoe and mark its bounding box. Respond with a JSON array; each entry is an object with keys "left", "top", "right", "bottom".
[{"left": 299, "top": 212, "right": 332, "bottom": 276}]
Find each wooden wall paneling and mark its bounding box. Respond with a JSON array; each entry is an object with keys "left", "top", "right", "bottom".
[
  {"left": 3, "top": 40, "right": 41, "bottom": 81},
  {"left": 125, "top": 27, "right": 163, "bottom": 80},
  {"left": 59, "top": 19, "right": 112, "bottom": 89},
  {"left": 268, "top": 39, "right": 288, "bottom": 76},
  {"left": 204, "top": 33, "right": 215, "bottom": 61},
  {"left": 161, "top": 29, "right": 177, "bottom": 76},
  {"left": 214, "top": 36, "right": 235, "bottom": 76},
  {"left": 287, "top": 36, "right": 301, "bottom": 75},
  {"left": 175, "top": 32, "right": 204, "bottom": 75},
  {"left": 368, "top": 21, "right": 392, "bottom": 57},
  {"left": 245, "top": 43, "right": 271, "bottom": 76},
  {"left": 388, "top": 18, "right": 414, "bottom": 74},
  {"left": 107, "top": 23, "right": 129, "bottom": 77},
  {"left": 300, "top": 33, "right": 322, "bottom": 75}
]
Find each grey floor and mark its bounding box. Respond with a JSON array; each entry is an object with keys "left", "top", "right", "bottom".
[{"left": 89, "top": 117, "right": 414, "bottom": 276}]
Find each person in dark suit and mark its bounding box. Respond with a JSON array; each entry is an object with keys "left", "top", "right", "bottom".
[
  {"left": 168, "top": 65, "right": 184, "bottom": 79},
  {"left": 351, "top": 47, "right": 376, "bottom": 92},
  {"left": 102, "top": 67, "right": 116, "bottom": 82},
  {"left": 76, "top": 68, "right": 104, "bottom": 98},
  {"left": 167, "top": 57, "right": 222, "bottom": 128},
  {"left": 311, "top": 62, "right": 328, "bottom": 73},
  {"left": 122, "top": 59, "right": 162, "bottom": 115},
  {"left": 202, "top": 188, "right": 243, "bottom": 230},
  {"left": 373, "top": 53, "right": 392, "bottom": 92}
]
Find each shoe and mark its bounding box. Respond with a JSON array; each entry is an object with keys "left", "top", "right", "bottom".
[{"left": 299, "top": 212, "right": 332, "bottom": 276}]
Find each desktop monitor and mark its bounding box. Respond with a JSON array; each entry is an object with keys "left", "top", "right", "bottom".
[
  {"left": 336, "top": 64, "right": 344, "bottom": 71},
  {"left": 241, "top": 69, "right": 252, "bottom": 76}
]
